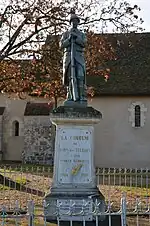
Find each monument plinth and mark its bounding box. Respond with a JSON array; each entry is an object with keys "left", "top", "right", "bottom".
[{"left": 44, "top": 106, "right": 106, "bottom": 224}]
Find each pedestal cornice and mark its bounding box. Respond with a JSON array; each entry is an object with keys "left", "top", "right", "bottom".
[{"left": 50, "top": 106, "right": 102, "bottom": 125}]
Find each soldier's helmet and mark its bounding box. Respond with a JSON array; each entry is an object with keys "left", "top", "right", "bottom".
[{"left": 69, "top": 14, "right": 80, "bottom": 24}]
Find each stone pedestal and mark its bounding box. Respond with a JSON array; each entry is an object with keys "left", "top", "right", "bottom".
[{"left": 44, "top": 106, "right": 106, "bottom": 223}]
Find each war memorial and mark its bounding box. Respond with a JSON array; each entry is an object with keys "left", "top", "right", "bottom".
[{"left": 44, "top": 11, "right": 122, "bottom": 226}]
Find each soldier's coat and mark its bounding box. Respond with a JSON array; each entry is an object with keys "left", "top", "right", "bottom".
[{"left": 60, "top": 28, "right": 87, "bottom": 86}]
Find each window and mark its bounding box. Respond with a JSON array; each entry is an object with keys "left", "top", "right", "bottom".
[
  {"left": 12, "top": 121, "right": 19, "bottom": 136},
  {"left": 128, "top": 102, "right": 147, "bottom": 128},
  {"left": 135, "top": 105, "right": 141, "bottom": 127}
]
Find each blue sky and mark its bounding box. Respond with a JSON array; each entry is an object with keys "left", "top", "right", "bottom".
[{"left": 129, "top": 0, "right": 149, "bottom": 31}]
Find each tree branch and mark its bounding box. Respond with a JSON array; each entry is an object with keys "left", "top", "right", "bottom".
[{"left": 0, "top": 18, "right": 28, "bottom": 57}]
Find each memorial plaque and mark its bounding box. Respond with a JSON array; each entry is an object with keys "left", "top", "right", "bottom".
[{"left": 56, "top": 126, "right": 93, "bottom": 184}]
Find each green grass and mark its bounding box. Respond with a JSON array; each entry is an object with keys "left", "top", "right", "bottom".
[
  {"left": 15, "top": 177, "right": 27, "bottom": 185},
  {"left": 0, "top": 168, "right": 16, "bottom": 174},
  {"left": 0, "top": 177, "right": 26, "bottom": 190},
  {"left": 0, "top": 168, "right": 27, "bottom": 184},
  {"left": 0, "top": 185, "right": 9, "bottom": 190}
]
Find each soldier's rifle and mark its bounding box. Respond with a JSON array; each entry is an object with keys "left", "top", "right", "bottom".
[{"left": 70, "top": 31, "right": 79, "bottom": 101}]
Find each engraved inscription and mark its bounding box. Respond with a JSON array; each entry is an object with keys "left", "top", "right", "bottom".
[{"left": 57, "top": 127, "right": 93, "bottom": 184}]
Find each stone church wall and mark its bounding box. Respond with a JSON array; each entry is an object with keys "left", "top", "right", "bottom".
[{"left": 23, "top": 116, "right": 55, "bottom": 165}]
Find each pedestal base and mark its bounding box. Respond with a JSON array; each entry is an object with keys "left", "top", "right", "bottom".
[
  {"left": 45, "top": 106, "right": 106, "bottom": 224},
  {"left": 44, "top": 187, "right": 106, "bottom": 223}
]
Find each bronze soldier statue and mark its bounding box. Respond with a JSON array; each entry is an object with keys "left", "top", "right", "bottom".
[{"left": 60, "top": 13, "right": 87, "bottom": 104}]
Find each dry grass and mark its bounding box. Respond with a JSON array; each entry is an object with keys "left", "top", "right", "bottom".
[
  {"left": 127, "top": 217, "right": 150, "bottom": 226},
  {"left": 1, "top": 217, "right": 150, "bottom": 226},
  {"left": 0, "top": 219, "right": 54, "bottom": 226}
]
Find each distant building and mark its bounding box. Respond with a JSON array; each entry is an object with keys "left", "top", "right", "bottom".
[{"left": 0, "top": 32, "right": 150, "bottom": 168}]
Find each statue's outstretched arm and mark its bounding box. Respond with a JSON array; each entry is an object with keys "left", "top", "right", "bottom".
[
  {"left": 60, "top": 32, "right": 70, "bottom": 49},
  {"left": 75, "top": 33, "right": 87, "bottom": 47}
]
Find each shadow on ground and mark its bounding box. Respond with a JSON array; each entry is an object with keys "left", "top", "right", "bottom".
[{"left": 0, "top": 174, "right": 45, "bottom": 196}]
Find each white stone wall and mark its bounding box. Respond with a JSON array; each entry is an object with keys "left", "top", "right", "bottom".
[
  {"left": 1, "top": 97, "right": 26, "bottom": 160},
  {"left": 23, "top": 116, "right": 55, "bottom": 165},
  {"left": 90, "top": 96, "right": 150, "bottom": 169}
]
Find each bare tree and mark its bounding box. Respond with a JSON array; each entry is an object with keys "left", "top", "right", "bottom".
[
  {"left": 0, "top": 0, "right": 143, "bottom": 60},
  {"left": 0, "top": 0, "right": 144, "bottom": 101}
]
